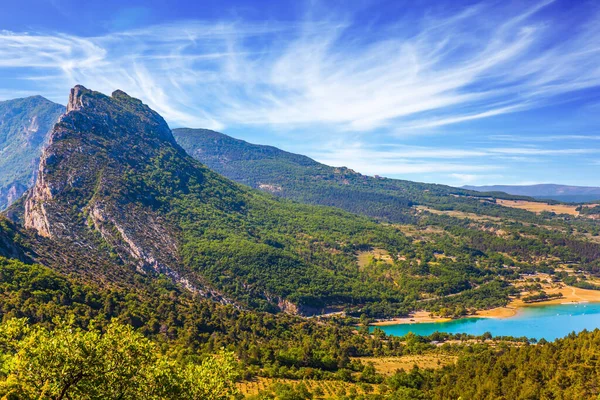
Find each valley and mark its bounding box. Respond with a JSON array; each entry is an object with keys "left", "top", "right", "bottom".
[
  {"left": 0, "top": 87, "right": 599, "bottom": 398},
  {"left": 1, "top": 0, "right": 599, "bottom": 397}
]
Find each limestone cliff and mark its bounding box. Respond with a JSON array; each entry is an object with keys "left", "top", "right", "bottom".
[{"left": 22, "top": 86, "right": 215, "bottom": 297}]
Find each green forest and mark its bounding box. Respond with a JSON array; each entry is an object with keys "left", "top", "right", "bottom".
[{"left": 2, "top": 255, "right": 599, "bottom": 399}]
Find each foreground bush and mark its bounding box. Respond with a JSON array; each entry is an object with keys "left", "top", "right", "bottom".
[{"left": 0, "top": 318, "right": 238, "bottom": 399}]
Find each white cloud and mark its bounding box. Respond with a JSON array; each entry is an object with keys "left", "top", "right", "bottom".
[
  {"left": 490, "top": 134, "right": 600, "bottom": 142},
  {"left": 0, "top": 1, "right": 599, "bottom": 133},
  {"left": 316, "top": 143, "right": 599, "bottom": 160},
  {"left": 304, "top": 139, "right": 600, "bottom": 180},
  {"left": 308, "top": 142, "right": 504, "bottom": 176},
  {"left": 449, "top": 173, "right": 480, "bottom": 184},
  {"left": 488, "top": 147, "right": 596, "bottom": 155},
  {"left": 447, "top": 173, "right": 521, "bottom": 185}
]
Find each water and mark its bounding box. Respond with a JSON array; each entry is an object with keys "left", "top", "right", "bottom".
[{"left": 372, "top": 303, "right": 600, "bottom": 341}]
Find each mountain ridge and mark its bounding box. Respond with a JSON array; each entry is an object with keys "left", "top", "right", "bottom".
[
  {"left": 463, "top": 184, "right": 600, "bottom": 202},
  {"left": 172, "top": 128, "right": 541, "bottom": 223},
  {"left": 5, "top": 88, "right": 600, "bottom": 320},
  {"left": 8, "top": 86, "right": 418, "bottom": 315},
  {"left": 0, "top": 95, "right": 64, "bottom": 209},
  {"left": 20, "top": 86, "right": 238, "bottom": 303}
]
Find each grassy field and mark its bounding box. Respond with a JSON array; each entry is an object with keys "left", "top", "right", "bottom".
[
  {"left": 357, "top": 248, "right": 393, "bottom": 268},
  {"left": 496, "top": 199, "right": 580, "bottom": 215}
]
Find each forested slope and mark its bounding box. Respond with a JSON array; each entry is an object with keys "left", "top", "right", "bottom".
[
  {"left": 4, "top": 87, "right": 600, "bottom": 320},
  {"left": 173, "top": 128, "right": 536, "bottom": 223},
  {"left": 3, "top": 86, "right": 437, "bottom": 316}
]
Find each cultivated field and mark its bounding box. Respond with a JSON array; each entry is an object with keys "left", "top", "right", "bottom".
[
  {"left": 237, "top": 353, "right": 457, "bottom": 397},
  {"left": 237, "top": 377, "right": 379, "bottom": 396},
  {"left": 496, "top": 199, "right": 579, "bottom": 216}
]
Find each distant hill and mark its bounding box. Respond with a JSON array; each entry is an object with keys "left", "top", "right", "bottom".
[
  {"left": 0, "top": 96, "right": 64, "bottom": 209},
  {"left": 463, "top": 184, "right": 600, "bottom": 203},
  {"left": 173, "top": 128, "right": 532, "bottom": 223}
]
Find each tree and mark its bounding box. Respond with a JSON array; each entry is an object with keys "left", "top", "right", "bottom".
[{"left": 0, "top": 318, "right": 239, "bottom": 399}]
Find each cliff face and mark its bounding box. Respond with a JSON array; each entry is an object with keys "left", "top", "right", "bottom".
[
  {"left": 22, "top": 86, "right": 208, "bottom": 294},
  {"left": 0, "top": 96, "right": 65, "bottom": 210},
  {"left": 25, "top": 87, "right": 172, "bottom": 235}
]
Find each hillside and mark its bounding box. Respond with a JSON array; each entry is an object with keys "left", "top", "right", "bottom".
[
  {"left": 3, "top": 250, "right": 599, "bottom": 399},
  {"left": 5, "top": 90, "right": 600, "bottom": 318},
  {"left": 7, "top": 86, "right": 425, "bottom": 315},
  {"left": 0, "top": 96, "right": 64, "bottom": 209},
  {"left": 7, "top": 86, "right": 600, "bottom": 319},
  {"left": 172, "top": 128, "right": 540, "bottom": 224},
  {"left": 464, "top": 184, "right": 600, "bottom": 202}
]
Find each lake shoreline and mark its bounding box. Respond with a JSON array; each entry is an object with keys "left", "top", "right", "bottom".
[{"left": 371, "top": 285, "right": 600, "bottom": 326}]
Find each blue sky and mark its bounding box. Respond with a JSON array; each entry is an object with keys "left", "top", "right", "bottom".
[{"left": 1, "top": 0, "right": 600, "bottom": 187}]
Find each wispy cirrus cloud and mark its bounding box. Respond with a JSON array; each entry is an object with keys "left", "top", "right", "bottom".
[
  {"left": 1, "top": 0, "right": 600, "bottom": 187},
  {"left": 490, "top": 134, "right": 600, "bottom": 142},
  {"left": 306, "top": 140, "right": 600, "bottom": 182},
  {"left": 312, "top": 143, "right": 599, "bottom": 161},
  {"left": 0, "top": 0, "right": 599, "bottom": 133}
]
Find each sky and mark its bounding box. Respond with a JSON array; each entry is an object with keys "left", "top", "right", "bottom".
[{"left": 1, "top": 0, "right": 600, "bottom": 187}]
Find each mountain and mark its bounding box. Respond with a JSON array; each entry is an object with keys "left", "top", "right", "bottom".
[
  {"left": 9, "top": 93, "right": 600, "bottom": 319},
  {"left": 463, "top": 184, "right": 600, "bottom": 203},
  {"left": 0, "top": 96, "right": 64, "bottom": 210},
  {"left": 10, "top": 86, "right": 575, "bottom": 320},
  {"left": 0, "top": 85, "right": 414, "bottom": 390},
  {"left": 12, "top": 85, "right": 426, "bottom": 315},
  {"left": 172, "top": 129, "right": 540, "bottom": 224}
]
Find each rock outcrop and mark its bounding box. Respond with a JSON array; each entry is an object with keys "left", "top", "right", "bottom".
[{"left": 22, "top": 86, "right": 211, "bottom": 295}]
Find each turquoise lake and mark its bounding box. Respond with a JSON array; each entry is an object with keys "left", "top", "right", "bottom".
[{"left": 372, "top": 303, "right": 600, "bottom": 341}]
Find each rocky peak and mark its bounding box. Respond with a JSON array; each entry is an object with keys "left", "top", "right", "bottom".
[
  {"left": 18, "top": 85, "right": 230, "bottom": 299},
  {"left": 66, "top": 85, "right": 88, "bottom": 113},
  {"left": 62, "top": 85, "right": 176, "bottom": 145},
  {"left": 23, "top": 85, "right": 182, "bottom": 260},
  {"left": 66, "top": 85, "right": 136, "bottom": 113}
]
